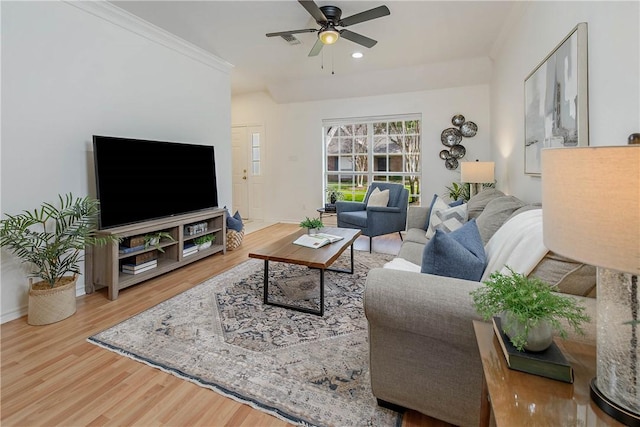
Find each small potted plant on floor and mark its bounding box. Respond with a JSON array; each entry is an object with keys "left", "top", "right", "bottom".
[
  {"left": 299, "top": 217, "right": 323, "bottom": 235},
  {"left": 470, "top": 267, "right": 590, "bottom": 351},
  {"left": 194, "top": 234, "right": 214, "bottom": 251},
  {"left": 0, "top": 193, "right": 119, "bottom": 325}
]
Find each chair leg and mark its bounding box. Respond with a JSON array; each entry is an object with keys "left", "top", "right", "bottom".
[
  {"left": 369, "top": 236, "right": 372, "bottom": 253},
  {"left": 398, "top": 231, "right": 404, "bottom": 241}
]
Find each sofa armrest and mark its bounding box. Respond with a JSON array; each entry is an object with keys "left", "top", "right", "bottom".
[
  {"left": 365, "top": 268, "right": 483, "bottom": 344},
  {"left": 336, "top": 201, "right": 365, "bottom": 213},
  {"left": 406, "top": 206, "right": 430, "bottom": 230}
]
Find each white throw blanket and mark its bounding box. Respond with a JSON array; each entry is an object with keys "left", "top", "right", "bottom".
[{"left": 481, "top": 208, "right": 548, "bottom": 281}]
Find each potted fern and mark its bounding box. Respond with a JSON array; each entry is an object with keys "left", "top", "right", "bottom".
[
  {"left": 0, "top": 194, "right": 118, "bottom": 325},
  {"left": 470, "top": 267, "right": 590, "bottom": 351},
  {"left": 299, "top": 217, "right": 324, "bottom": 234}
]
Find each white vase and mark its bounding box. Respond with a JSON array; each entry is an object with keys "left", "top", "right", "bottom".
[{"left": 500, "top": 311, "right": 553, "bottom": 352}]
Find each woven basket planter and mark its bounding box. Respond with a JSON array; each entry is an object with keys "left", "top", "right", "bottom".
[
  {"left": 226, "top": 228, "right": 245, "bottom": 251},
  {"left": 28, "top": 275, "right": 77, "bottom": 325}
]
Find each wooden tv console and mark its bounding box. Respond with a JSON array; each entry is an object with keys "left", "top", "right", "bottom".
[{"left": 90, "top": 208, "right": 226, "bottom": 300}]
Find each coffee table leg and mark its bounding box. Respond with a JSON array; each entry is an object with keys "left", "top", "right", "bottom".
[
  {"left": 326, "top": 243, "right": 356, "bottom": 275},
  {"left": 263, "top": 260, "right": 269, "bottom": 305},
  {"left": 262, "top": 260, "right": 324, "bottom": 316}
]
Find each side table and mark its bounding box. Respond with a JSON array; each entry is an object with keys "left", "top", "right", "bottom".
[{"left": 473, "top": 320, "right": 624, "bottom": 426}]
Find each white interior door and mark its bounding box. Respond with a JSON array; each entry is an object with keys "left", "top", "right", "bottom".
[
  {"left": 231, "top": 125, "right": 265, "bottom": 221},
  {"left": 231, "top": 127, "right": 249, "bottom": 218}
]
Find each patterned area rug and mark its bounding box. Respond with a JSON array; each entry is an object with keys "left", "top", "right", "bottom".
[{"left": 88, "top": 250, "right": 401, "bottom": 427}]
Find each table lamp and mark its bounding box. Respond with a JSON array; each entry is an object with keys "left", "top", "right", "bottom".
[
  {"left": 460, "top": 161, "right": 495, "bottom": 197},
  {"left": 541, "top": 145, "right": 639, "bottom": 425}
]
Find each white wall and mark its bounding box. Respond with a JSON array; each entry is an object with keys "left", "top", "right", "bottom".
[
  {"left": 491, "top": 1, "right": 640, "bottom": 203},
  {"left": 232, "top": 84, "right": 491, "bottom": 223},
  {"left": 1, "top": 1, "right": 232, "bottom": 323}
]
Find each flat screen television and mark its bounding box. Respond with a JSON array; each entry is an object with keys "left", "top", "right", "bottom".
[{"left": 93, "top": 135, "right": 219, "bottom": 229}]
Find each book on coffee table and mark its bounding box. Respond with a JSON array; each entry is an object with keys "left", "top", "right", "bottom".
[
  {"left": 293, "top": 233, "right": 343, "bottom": 249},
  {"left": 492, "top": 316, "right": 574, "bottom": 383}
]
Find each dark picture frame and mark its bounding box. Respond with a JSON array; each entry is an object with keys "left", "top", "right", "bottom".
[{"left": 524, "top": 22, "right": 589, "bottom": 176}]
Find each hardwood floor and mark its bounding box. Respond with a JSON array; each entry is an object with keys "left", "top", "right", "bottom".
[{"left": 1, "top": 223, "right": 451, "bottom": 427}]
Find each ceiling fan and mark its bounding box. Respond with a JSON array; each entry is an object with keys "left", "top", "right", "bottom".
[{"left": 266, "top": 0, "right": 390, "bottom": 57}]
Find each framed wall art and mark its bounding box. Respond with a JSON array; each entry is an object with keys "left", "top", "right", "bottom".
[{"left": 524, "top": 22, "right": 589, "bottom": 175}]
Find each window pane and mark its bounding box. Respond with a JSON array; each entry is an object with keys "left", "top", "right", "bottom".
[
  {"left": 374, "top": 156, "right": 388, "bottom": 172},
  {"left": 341, "top": 138, "right": 353, "bottom": 153},
  {"left": 373, "top": 122, "right": 387, "bottom": 135},
  {"left": 339, "top": 156, "right": 353, "bottom": 171},
  {"left": 252, "top": 162, "right": 260, "bottom": 175},
  {"left": 327, "top": 155, "right": 339, "bottom": 171},
  {"left": 389, "top": 155, "right": 403, "bottom": 172},
  {"left": 354, "top": 124, "right": 367, "bottom": 136},
  {"left": 354, "top": 138, "right": 367, "bottom": 153},
  {"left": 327, "top": 139, "right": 339, "bottom": 154},
  {"left": 251, "top": 133, "right": 260, "bottom": 147},
  {"left": 354, "top": 154, "right": 368, "bottom": 173},
  {"left": 252, "top": 147, "right": 260, "bottom": 161},
  {"left": 388, "top": 139, "right": 402, "bottom": 153},
  {"left": 373, "top": 137, "right": 387, "bottom": 153}
]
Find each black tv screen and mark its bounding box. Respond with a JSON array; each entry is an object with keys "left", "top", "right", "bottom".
[{"left": 93, "top": 135, "right": 219, "bottom": 229}]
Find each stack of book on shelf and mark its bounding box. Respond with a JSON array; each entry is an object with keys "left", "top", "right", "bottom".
[
  {"left": 492, "top": 316, "right": 574, "bottom": 383},
  {"left": 183, "top": 243, "right": 198, "bottom": 257},
  {"left": 119, "top": 235, "right": 146, "bottom": 254},
  {"left": 121, "top": 251, "right": 158, "bottom": 275}
]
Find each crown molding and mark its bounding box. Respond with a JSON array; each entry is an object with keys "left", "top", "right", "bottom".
[{"left": 64, "top": 1, "right": 233, "bottom": 73}]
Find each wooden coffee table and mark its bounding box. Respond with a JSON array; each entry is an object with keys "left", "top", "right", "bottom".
[{"left": 248, "top": 227, "right": 361, "bottom": 316}]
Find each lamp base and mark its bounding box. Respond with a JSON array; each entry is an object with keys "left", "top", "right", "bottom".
[{"left": 590, "top": 378, "right": 640, "bottom": 426}]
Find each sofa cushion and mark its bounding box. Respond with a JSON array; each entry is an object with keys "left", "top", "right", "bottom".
[
  {"left": 425, "top": 196, "right": 468, "bottom": 239},
  {"left": 421, "top": 219, "right": 487, "bottom": 281},
  {"left": 337, "top": 210, "right": 367, "bottom": 228},
  {"left": 529, "top": 251, "right": 597, "bottom": 297},
  {"left": 367, "top": 187, "right": 390, "bottom": 207},
  {"left": 405, "top": 228, "right": 429, "bottom": 245},
  {"left": 475, "top": 196, "right": 526, "bottom": 244},
  {"left": 398, "top": 240, "right": 427, "bottom": 266},
  {"left": 467, "top": 188, "right": 505, "bottom": 220}
]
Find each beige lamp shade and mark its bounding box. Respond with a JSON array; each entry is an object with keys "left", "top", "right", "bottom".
[
  {"left": 541, "top": 146, "right": 640, "bottom": 274},
  {"left": 460, "top": 161, "right": 495, "bottom": 183}
]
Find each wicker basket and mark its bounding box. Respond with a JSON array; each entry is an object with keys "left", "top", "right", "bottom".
[
  {"left": 226, "top": 228, "right": 245, "bottom": 251},
  {"left": 28, "top": 275, "right": 77, "bottom": 325}
]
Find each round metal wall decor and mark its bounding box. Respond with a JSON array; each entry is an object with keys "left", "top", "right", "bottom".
[
  {"left": 439, "top": 114, "right": 479, "bottom": 170},
  {"left": 450, "top": 144, "right": 466, "bottom": 158},
  {"left": 460, "top": 121, "right": 478, "bottom": 137},
  {"left": 439, "top": 149, "right": 452, "bottom": 160},
  {"left": 445, "top": 158, "right": 459, "bottom": 170},
  {"left": 441, "top": 128, "right": 462, "bottom": 147},
  {"left": 451, "top": 114, "right": 465, "bottom": 126}
]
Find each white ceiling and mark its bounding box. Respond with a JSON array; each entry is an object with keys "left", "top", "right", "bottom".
[{"left": 111, "top": 0, "right": 517, "bottom": 103}]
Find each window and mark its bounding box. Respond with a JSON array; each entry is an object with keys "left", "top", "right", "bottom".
[
  {"left": 251, "top": 132, "right": 261, "bottom": 176},
  {"left": 323, "top": 114, "right": 421, "bottom": 204}
]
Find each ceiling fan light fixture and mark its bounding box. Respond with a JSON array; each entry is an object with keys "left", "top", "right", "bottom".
[{"left": 319, "top": 28, "right": 340, "bottom": 45}]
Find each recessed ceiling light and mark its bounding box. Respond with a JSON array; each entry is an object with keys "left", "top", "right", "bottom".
[{"left": 352, "top": 52, "right": 363, "bottom": 59}]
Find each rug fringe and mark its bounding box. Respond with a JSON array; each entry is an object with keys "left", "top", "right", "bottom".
[{"left": 86, "top": 337, "right": 317, "bottom": 427}]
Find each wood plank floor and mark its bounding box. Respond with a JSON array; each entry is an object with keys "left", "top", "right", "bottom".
[{"left": 1, "top": 223, "right": 451, "bottom": 427}]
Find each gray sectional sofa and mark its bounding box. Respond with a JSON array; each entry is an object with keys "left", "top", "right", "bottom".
[{"left": 363, "top": 189, "right": 598, "bottom": 427}]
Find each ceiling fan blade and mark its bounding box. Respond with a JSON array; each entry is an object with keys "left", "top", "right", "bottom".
[
  {"left": 339, "top": 5, "right": 390, "bottom": 27},
  {"left": 298, "top": 0, "right": 327, "bottom": 23},
  {"left": 266, "top": 29, "right": 317, "bottom": 38},
  {"left": 308, "top": 38, "right": 324, "bottom": 57},
  {"left": 340, "top": 29, "right": 377, "bottom": 48}
]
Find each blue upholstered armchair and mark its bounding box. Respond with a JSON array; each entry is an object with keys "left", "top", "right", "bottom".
[{"left": 336, "top": 182, "right": 408, "bottom": 252}]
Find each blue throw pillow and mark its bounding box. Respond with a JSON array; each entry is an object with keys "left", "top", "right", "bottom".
[
  {"left": 449, "top": 199, "right": 464, "bottom": 207},
  {"left": 421, "top": 219, "right": 487, "bottom": 281},
  {"left": 226, "top": 209, "right": 243, "bottom": 232}
]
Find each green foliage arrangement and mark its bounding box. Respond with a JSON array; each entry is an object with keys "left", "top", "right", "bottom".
[
  {"left": 470, "top": 267, "right": 590, "bottom": 351},
  {"left": 0, "top": 193, "right": 119, "bottom": 288},
  {"left": 144, "top": 231, "right": 175, "bottom": 253},
  {"left": 194, "top": 234, "right": 215, "bottom": 245},
  {"left": 446, "top": 182, "right": 471, "bottom": 202},
  {"left": 299, "top": 217, "right": 324, "bottom": 229}
]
